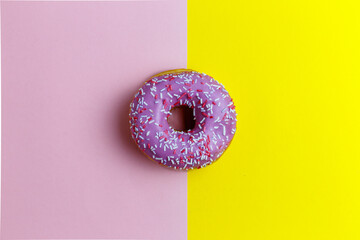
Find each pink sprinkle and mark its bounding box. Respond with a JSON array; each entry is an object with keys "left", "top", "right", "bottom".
[
  {"left": 173, "top": 149, "right": 177, "bottom": 154},
  {"left": 178, "top": 92, "right": 186, "bottom": 100},
  {"left": 201, "top": 82, "right": 205, "bottom": 85},
  {"left": 155, "top": 94, "right": 158, "bottom": 99},
  {"left": 202, "top": 100, "right": 207, "bottom": 108},
  {"left": 222, "top": 113, "right": 227, "bottom": 120}
]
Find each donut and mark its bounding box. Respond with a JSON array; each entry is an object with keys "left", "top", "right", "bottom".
[{"left": 129, "top": 69, "right": 237, "bottom": 170}]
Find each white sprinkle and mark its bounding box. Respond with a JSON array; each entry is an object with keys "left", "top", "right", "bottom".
[{"left": 220, "top": 123, "right": 226, "bottom": 136}]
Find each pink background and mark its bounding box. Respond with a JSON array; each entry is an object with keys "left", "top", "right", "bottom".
[{"left": 1, "top": 1, "right": 187, "bottom": 239}]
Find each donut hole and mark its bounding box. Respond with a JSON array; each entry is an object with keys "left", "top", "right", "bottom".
[{"left": 167, "top": 105, "right": 195, "bottom": 132}]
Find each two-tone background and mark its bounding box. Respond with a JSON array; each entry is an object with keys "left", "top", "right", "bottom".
[{"left": 2, "top": 0, "right": 360, "bottom": 239}]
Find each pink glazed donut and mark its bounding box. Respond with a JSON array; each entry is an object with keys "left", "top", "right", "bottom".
[{"left": 129, "top": 69, "right": 237, "bottom": 170}]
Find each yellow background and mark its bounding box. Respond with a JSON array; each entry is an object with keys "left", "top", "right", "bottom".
[{"left": 187, "top": 1, "right": 360, "bottom": 239}]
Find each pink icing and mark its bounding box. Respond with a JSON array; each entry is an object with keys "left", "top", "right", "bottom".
[{"left": 129, "top": 70, "right": 237, "bottom": 170}]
